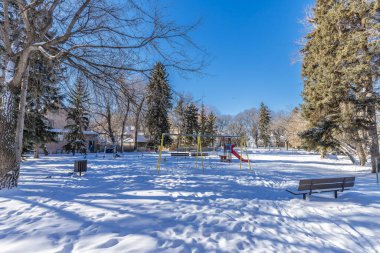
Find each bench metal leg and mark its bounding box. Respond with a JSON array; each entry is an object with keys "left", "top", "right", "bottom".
[
  {"left": 334, "top": 190, "right": 338, "bottom": 199},
  {"left": 303, "top": 193, "right": 306, "bottom": 200}
]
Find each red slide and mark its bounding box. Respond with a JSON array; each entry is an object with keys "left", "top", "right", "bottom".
[{"left": 231, "top": 145, "right": 249, "bottom": 162}]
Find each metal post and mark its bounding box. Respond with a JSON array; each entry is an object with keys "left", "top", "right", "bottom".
[{"left": 244, "top": 140, "right": 252, "bottom": 170}]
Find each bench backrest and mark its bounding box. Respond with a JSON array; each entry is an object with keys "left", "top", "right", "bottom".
[
  {"left": 171, "top": 152, "right": 190, "bottom": 156},
  {"left": 298, "top": 177, "right": 355, "bottom": 191}
]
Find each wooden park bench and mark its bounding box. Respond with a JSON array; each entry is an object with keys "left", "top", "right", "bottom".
[
  {"left": 74, "top": 160, "right": 88, "bottom": 176},
  {"left": 191, "top": 152, "right": 209, "bottom": 157},
  {"left": 171, "top": 152, "right": 190, "bottom": 157},
  {"left": 286, "top": 176, "right": 355, "bottom": 200}
]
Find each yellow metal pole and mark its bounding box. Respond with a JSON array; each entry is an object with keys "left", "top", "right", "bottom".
[
  {"left": 244, "top": 139, "right": 252, "bottom": 170},
  {"left": 156, "top": 133, "right": 165, "bottom": 173},
  {"left": 199, "top": 135, "right": 204, "bottom": 173}
]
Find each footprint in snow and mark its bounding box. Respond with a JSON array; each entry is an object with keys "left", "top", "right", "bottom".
[{"left": 98, "top": 239, "right": 119, "bottom": 248}]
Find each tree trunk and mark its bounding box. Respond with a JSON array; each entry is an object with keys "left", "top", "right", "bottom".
[
  {"left": 33, "top": 147, "right": 39, "bottom": 159},
  {"left": 368, "top": 105, "right": 379, "bottom": 173},
  {"left": 119, "top": 101, "right": 130, "bottom": 153},
  {"left": 336, "top": 140, "right": 358, "bottom": 165},
  {"left": 134, "top": 98, "right": 145, "bottom": 151},
  {"left": 0, "top": 91, "right": 18, "bottom": 189},
  {"left": 337, "top": 144, "right": 356, "bottom": 165},
  {"left": 254, "top": 132, "right": 258, "bottom": 148},
  {"left": 320, "top": 149, "right": 327, "bottom": 159},
  {"left": 0, "top": 50, "right": 31, "bottom": 189},
  {"left": 365, "top": 69, "right": 379, "bottom": 172},
  {"left": 105, "top": 103, "right": 116, "bottom": 151},
  {"left": 15, "top": 76, "right": 29, "bottom": 162},
  {"left": 355, "top": 142, "right": 367, "bottom": 166}
]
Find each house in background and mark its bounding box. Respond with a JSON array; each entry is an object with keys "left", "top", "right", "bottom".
[
  {"left": 123, "top": 133, "right": 148, "bottom": 151},
  {"left": 94, "top": 125, "right": 148, "bottom": 152},
  {"left": 42, "top": 109, "right": 99, "bottom": 154}
]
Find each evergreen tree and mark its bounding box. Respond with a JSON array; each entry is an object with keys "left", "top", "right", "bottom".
[
  {"left": 63, "top": 77, "right": 90, "bottom": 155},
  {"left": 173, "top": 96, "right": 186, "bottom": 148},
  {"left": 301, "top": 0, "right": 380, "bottom": 169},
  {"left": 199, "top": 103, "right": 207, "bottom": 135},
  {"left": 146, "top": 62, "right": 173, "bottom": 148},
  {"left": 258, "top": 102, "right": 271, "bottom": 147},
  {"left": 338, "top": 0, "right": 380, "bottom": 170},
  {"left": 302, "top": 0, "right": 352, "bottom": 158},
  {"left": 183, "top": 103, "right": 199, "bottom": 145},
  {"left": 23, "top": 53, "right": 63, "bottom": 158},
  {"left": 205, "top": 112, "right": 217, "bottom": 146}
]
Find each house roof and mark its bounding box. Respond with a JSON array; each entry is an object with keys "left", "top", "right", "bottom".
[{"left": 49, "top": 128, "right": 99, "bottom": 135}]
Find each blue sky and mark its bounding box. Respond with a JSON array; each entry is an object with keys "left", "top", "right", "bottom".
[{"left": 164, "top": 0, "right": 315, "bottom": 115}]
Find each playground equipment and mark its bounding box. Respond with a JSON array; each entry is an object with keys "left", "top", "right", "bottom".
[
  {"left": 156, "top": 133, "right": 252, "bottom": 173},
  {"left": 219, "top": 137, "right": 250, "bottom": 163},
  {"left": 232, "top": 145, "right": 249, "bottom": 162}
]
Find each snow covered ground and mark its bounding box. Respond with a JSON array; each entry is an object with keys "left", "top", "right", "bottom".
[{"left": 0, "top": 150, "right": 379, "bottom": 253}]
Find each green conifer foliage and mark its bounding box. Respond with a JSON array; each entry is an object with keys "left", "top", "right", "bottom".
[
  {"left": 183, "top": 103, "right": 199, "bottom": 145},
  {"left": 23, "top": 53, "right": 63, "bottom": 157},
  {"left": 205, "top": 112, "right": 217, "bottom": 146},
  {"left": 173, "top": 96, "right": 186, "bottom": 147},
  {"left": 199, "top": 103, "right": 207, "bottom": 135},
  {"left": 259, "top": 102, "right": 271, "bottom": 147},
  {"left": 301, "top": 0, "right": 380, "bottom": 169},
  {"left": 63, "top": 77, "right": 90, "bottom": 155},
  {"left": 146, "top": 62, "right": 173, "bottom": 148}
]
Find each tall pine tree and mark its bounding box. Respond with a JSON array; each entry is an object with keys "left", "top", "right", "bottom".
[
  {"left": 259, "top": 102, "right": 271, "bottom": 147},
  {"left": 183, "top": 103, "right": 199, "bottom": 145},
  {"left": 301, "top": 0, "right": 380, "bottom": 169},
  {"left": 173, "top": 96, "right": 186, "bottom": 148},
  {"left": 63, "top": 76, "right": 90, "bottom": 155},
  {"left": 205, "top": 111, "right": 217, "bottom": 146},
  {"left": 23, "top": 53, "right": 63, "bottom": 158},
  {"left": 146, "top": 62, "right": 173, "bottom": 149},
  {"left": 199, "top": 103, "right": 207, "bottom": 135},
  {"left": 338, "top": 0, "right": 380, "bottom": 170}
]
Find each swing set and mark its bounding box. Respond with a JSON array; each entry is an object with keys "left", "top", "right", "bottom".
[{"left": 156, "top": 133, "right": 252, "bottom": 173}]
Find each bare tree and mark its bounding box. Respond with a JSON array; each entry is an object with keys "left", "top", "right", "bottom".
[
  {"left": 132, "top": 84, "right": 146, "bottom": 151},
  {"left": 0, "top": 0, "right": 205, "bottom": 188},
  {"left": 215, "top": 115, "right": 232, "bottom": 136},
  {"left": 118, "top": 81, "right": 133, "bottom": 153},
  {"left": 283, "top": 108, "right": 307, "bottom": 149},
  {"left": 271, "top": 111, "right": 289, "bottom": 148},
  {"left": 239, "top": 108, "right": 259, "bottom": 147},
  {"left": 91, "top": 89, "right": 120, "bottom": 148},
  {"left": 227, "top": 114, "right": 248, "bottom": 145}
]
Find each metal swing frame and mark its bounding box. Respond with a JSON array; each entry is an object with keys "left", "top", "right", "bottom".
[{"left": 156, "top": 133, "right": 252, "bottom": 173}]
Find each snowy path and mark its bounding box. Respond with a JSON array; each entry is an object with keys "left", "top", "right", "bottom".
[{"left": 0, "top": 151, "right": 380, "bottom": 253}]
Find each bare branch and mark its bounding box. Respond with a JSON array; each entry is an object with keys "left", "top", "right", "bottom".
[{"left": 44, "top": 0, "right": 91, "bottom": 47}]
